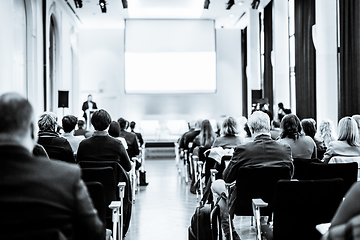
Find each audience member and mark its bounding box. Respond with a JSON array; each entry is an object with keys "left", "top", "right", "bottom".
[
  {"left": 37, "top": 112, "right": 75, "bottom": 163},
  {"left": 214, "top": 111, "right": 293, "bottom": 240},
  {"left": 108, "top": 121, "right": 128, "bottom": 149},
  {"left": 74, "top": 119, "right": 89, "bottom": 137},
  {"left": 301, "top": 118, "right": 326, "bottom": 150},
  {"left": 352, "top": 114, "right": 360, "bottom": 141},
  {"left": 192, "top": 119, "right": 216, "bottom": 156},
  {"left": 0, "top": 92, "right": 104, "bottom": 239},
  {"left": 317, "top": 119, "right": 337, "bottom": 148},
  {"left": 270, "top": 119, "right": 281, "bottom": 140},
  {"left": 243, "top": 122, "right": 253, "bottom": 143},
  {"left": 182, "top": 119, "right": 202, "bottom": 151},
  {"left": 212, "top": 116, "right": 243, "bottom": 149},
  {"left": 322, "top": 116, "right": 360, "bottom": 164},
  {"left": 118, "top": 118, "right": 139, "bottom": 160},
  {"left": 32, "top": 143, "right": 49, "bottom": 159},
  {"left": 77, "top": 110, "right": 131, "bottom": 171},
  {"left": 261, "top": 103, "right": 273, "bottom": 122},
  {"left": 323, "top": 182, "right": 360, "bottom": 240},
  {"left": 130, "top": 121, "right": 144, "bottom": 147},
  {"left": 62, "top": 115, "right": 84, "bottom": 154},
  {"left": 277, "top": 114, "right": 317, "bottom": 159}
]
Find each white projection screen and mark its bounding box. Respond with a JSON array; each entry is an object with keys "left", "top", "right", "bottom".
[{"left": 125, "top": 20, "right": 217, "bottom": 94}]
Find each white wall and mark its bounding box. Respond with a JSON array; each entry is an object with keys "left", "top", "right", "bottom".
[{"left": 78, "top": 27, "right": 243, "bottom": 127}]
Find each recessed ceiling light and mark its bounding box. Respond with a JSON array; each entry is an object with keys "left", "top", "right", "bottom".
[
  {"left": 230, "top": 14, "right": 234, "bottom": 17},
  {"left": 238, "top": 1, "right": 244, "bottom": 5}
]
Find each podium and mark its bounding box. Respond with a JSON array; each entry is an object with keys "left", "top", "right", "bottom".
[{"left": 86, "top": 109, "right": 95, "bottom": 130}]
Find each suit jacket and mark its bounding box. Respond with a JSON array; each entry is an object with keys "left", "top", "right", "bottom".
[
  {"left": 119, "top": 130, "right": 139, "bottom": 160},
  {"left": 223, "top": 134, "right": 294, "bottom": 183},
  {"left": 181, "top": 129, "right": 201, "bottom": 150},
  {"left": 131, "top": 130, "right": 144, "bottom": 147},
  {"left": 82, "top": 101, "right": 98, "bottom": 119},
  {"left": 77, "top": 131, "right": 132, "bottom": 172},
  {"left": 323, "top": 140, "right": 360, "bottom": 163},
  {"left": 37, "top": 131, "right": 75, "bottom": 163},
  {"left": 0, "top": 144, "right": 104, "bottom": 239}
]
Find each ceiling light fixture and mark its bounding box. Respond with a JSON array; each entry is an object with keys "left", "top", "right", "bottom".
[
  {"left": 204, "top": 0, "right": 210, "bottom": 9},
  {"left": 121, "top": 0, "right": 128, "bottom": 9},
  {"left": 99, "top": 0, "right": 107, "bottom": 13},
  {"left": 251, "top": 0, "right": 260, "bottom": 9},
  {"left": 226, "top": 0, "right": 234, "bottom": 10},
  {"left": 73, "top": 0, "right": 83, "bottom": 8}
]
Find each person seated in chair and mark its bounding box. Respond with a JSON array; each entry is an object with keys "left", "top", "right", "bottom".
[
  {"left": 37, "top": 112, "right": 75, "bottom": 163},
  {"left": 130, "top": 121, "right": 144, "bottom": 147},
  {"left": 213, "top": 111, "right": 294, "bottom": 240},
  {"left": 62, "top": 115, "right": 84, "bottom": 155},
  {"left": 0, "top": 92, "right": 104, "bottom": 239},
  {"left": 118, "top": 118, "right": 139, "bottom": 160},
  {"left": 74, "top": 119, "right": 90, "bottom": 137},
  {"left": 77, "top": 110, "right": 131, "bottom": 172},
  {"left": 212, "top": 116, "right": 243, "bottom": 149}
]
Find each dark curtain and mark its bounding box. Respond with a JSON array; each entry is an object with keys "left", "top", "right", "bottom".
[
  {"left": 339, "top": 0, "right": 360, "bottom": 119},
  {"left": 263, "top": 1, "right": 273, "bottom": 115},
  {"left": 295, "top": 0, "right": 316, "bottom": 120},
  {"left": 241, "top": 28, "right": 248, "bottom": 117}
]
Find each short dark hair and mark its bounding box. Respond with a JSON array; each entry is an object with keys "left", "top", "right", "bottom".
[
  {"left": 78, "top": 120, "right": 85, "bottom": 129},
  {"left": 130, "top": 121, "right": 136, "bottom": 129},
  {"left": 62, "top": 115, "right": 78, "bottom": 133},
  {"left": 108, "top": 121, "right": 120, "bottom": 137},
  {"left": 91, "top": 109, "right": 111, "bottom": 131},
  {"left": 118, "top": 118, "right": 127, "bottom": 130},
  {"left": 280, "top": 114, "right": 302, "bottom": 140},
  {"left": 0, "top": 93, "right": 33, "bottom": 137}
]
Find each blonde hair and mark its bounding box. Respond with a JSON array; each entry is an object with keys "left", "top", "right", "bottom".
[
  {"left": 221, "top": 116, "right": 238, "bottom": 135},
  {"left": 337, "top": 117, "right": 359, "bottom": 146},
  {"left": 319, "top": 119, "right": 335, "bottom": 140}
]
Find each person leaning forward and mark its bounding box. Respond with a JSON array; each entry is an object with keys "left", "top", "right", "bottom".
[{"left": 0, "top": 92, "right": 104, "bottom": 240}]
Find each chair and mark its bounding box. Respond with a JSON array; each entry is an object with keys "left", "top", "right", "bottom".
[
  {"left": 292, "top": 158, "right": 321, "bottom": 180},
  {"left": 3, "top": 229, "right": 68, "bottom": 240},
  {"left": 78, "top": 161, "right": 132, "bottom": 238},
  {"left": 253, "top": 179, "right": 344, "bottom": 240},
  {"left": 233, "top": 167, "right": 292, "bottom": 217},
  {"left": 329, "top": 156, "right": 360, "bottom": 179},
  {"left": 198, "top": 147, "right": 212, "bottom": 184},
  {"left": 85, "top": 182, "right": 107, "bottom": 226},
  {"left": 308, "top": 162, "right": 358, "bottom": 196}
]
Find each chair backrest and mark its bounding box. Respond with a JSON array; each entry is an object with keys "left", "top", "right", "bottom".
[
  {"left": 5, "top": 229, "right": 67, "bottom": 240},
  {"left": 235, "top": 167, "right": 292, "bottom": 216},
  {"left": 85, "top": 182, "right": 106, "bottom": 226},
  {"left": 308, "top": 162, "right": 358, "bottom": 196},
  {"left": 329, "top": 156, "right": 360, "bottom": 178},
  {"left": 272, "top": 179, "right": 344, "bottom": 240},
  {"left": 81, "top": 167, "right": 116, "bottom": 229},
  {"left": 292, "top": 158, "right": 321, "bottom": 180},
  {"left": 78, "top": 161, "right": 132, "bottom": 237}
]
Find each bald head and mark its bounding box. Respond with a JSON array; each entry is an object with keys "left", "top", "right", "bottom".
[{"left": 0, "top": 93, "right": 34, "bottom": 138}]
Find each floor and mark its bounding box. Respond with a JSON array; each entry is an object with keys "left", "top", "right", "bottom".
[{"left": 125, "top": 159, "right": 256, "bottom": 240}]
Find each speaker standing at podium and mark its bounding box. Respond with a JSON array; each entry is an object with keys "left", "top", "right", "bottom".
[{"left": 82, "top": 94, "right": 98, "bottom": 127}]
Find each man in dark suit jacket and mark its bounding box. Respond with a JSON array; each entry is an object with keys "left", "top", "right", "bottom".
[
  {"left": 213, "top": 111, "right": 293, "bottom": 240},
  {"left": 130, "top": 121, "right": 144, "bottom": 147},
  {"left": 82, "top": 94, "right": 98, "bottom": 123},
  {"left": 180, "top": 119, "right": 202, "bottom": 151},
  {"left": 118, "top": 118, "right": 139, "bottom": 161},
  {"left": 0, "top": 92, "right": 104, "bottom": 239},
  {"left": 77, "top": 110, "right": 132, "bottom": 172}
]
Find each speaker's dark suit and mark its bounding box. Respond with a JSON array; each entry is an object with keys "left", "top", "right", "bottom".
[
  {"left": 0, "top": 144, "right": 104, "bottom": 239},
  {"left": 82, "top": 101, "right": 98, "bottom": 121}
]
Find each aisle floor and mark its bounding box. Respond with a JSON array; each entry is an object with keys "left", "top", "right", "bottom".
[{"left": 124, "top": 160, "right": 256, "bottom": 240}]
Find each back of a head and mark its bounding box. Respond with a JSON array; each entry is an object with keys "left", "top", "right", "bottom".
[
  {"left": 248, "top": 111, "right": 270, "bottom": 133},
  {"left": 62, "top": 115, "right": 78, "bottom": 133},
  {"left": 0, "top": 92, "right": 33, "bottom": 138},
  {"left": 130, "top": 121, "right": 136, "bottom": 130},
  {"left": 38, "top": 112, "right": 58, "bottom": 132},
  {"left": 222, "top": 116, "right": 238, "bottom": 136},
  {"left": 319, "top": 119, "right": 334, "bottom": 137},
  {"left": 195, "top": 119, "right": 203, "bottom": 130},
  {"left": 280, "top": 114, "right": 302, "bottom": 140},
  {"left": 91, "top": 109, "right": 111, "bottom": 131},
  {"left": 118, "top": 118, "right": 127, "bottom": 130},
  {"left": 77, "top": 120, "right": 85, "bottom": 129},
  {"left": 200, "top": 119, "right": 216, "bottom": 146},
  {"left": 338, "top": 116, "right": 359, "bottom": 146},
  {"left": 108, "top": 121, "right": 120, "bottom": 137},
  {"left": 301, "top": 118, "right": 317, "bottom": 139},
  {"left": 278, "top": 102, "right": 284, "bottom": 109},
  {"left": 352, "top": 115, "right": 360, "bottom": 129},
  {"left": 189, "top": 120, "right": 196, "bottom": 130},
  {"left": 272, "top": 119, "right": 281, "bottom": 129}
]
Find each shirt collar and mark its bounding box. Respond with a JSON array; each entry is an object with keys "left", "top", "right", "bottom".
[{"left": 93, "top": 130, "right": 108, "bottom": 136}]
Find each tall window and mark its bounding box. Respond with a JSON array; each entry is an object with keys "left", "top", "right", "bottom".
[
  {"left": 288, "top": 0, "right": 296, "bottom": 113},
  {"left": 13, "top": 0, "right": 27, "bottom": 97}
]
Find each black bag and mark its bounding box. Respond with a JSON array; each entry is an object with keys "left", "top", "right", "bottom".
[
  {"left": 188, "top": 193, "right": 225, "bottom": 240},
  {"left": 139, "top": 170, "right": 148, "bottom": 186}
]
